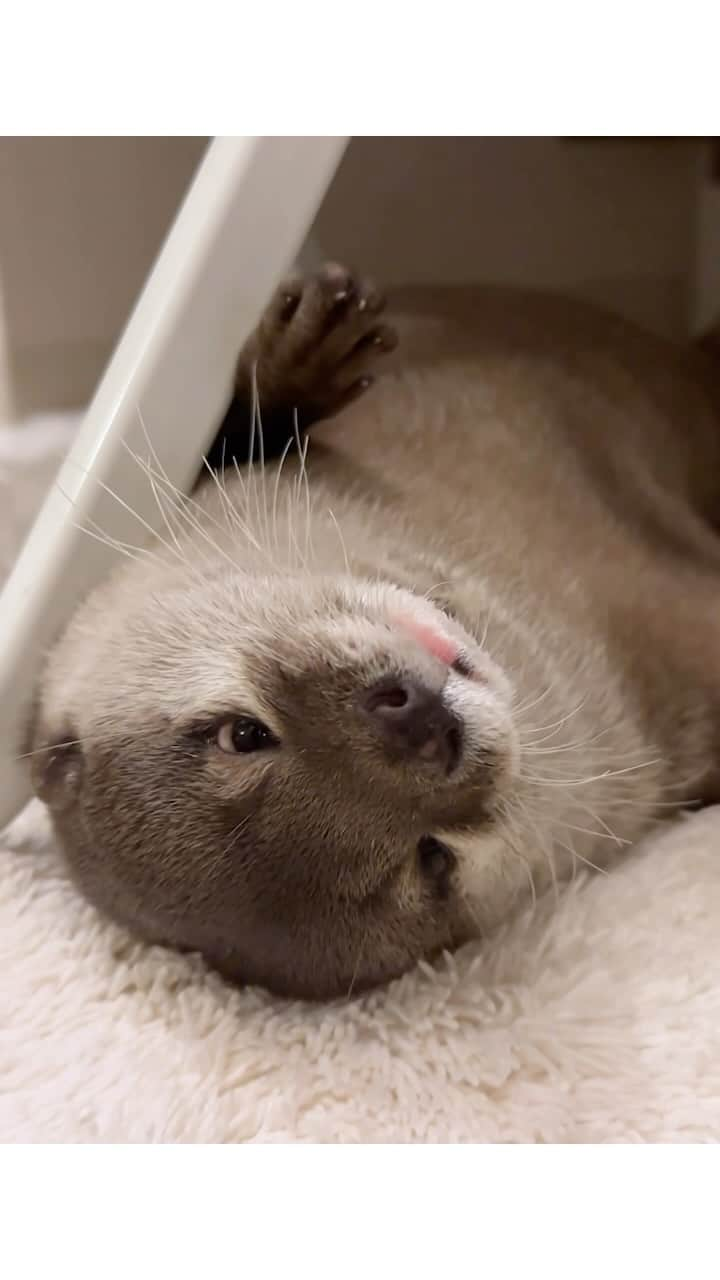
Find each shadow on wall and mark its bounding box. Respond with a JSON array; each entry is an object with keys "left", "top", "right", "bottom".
[{"left": 0, "top": 136, "right": 707, "bottom": 419}]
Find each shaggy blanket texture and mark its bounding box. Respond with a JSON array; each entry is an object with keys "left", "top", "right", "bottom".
[{"left": 2, "top": 415, "right": 720, "bottom": 1143}]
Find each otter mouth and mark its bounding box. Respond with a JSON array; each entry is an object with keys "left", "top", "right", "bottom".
[
  {"left": 361, "top": 672, "right": 465, "bottom": 776},
  {"left": 414, "top": 712, "right": 463, "bottom": 775}
]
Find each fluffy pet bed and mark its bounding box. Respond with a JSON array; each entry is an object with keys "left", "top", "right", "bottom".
[{"left": 2, "top": 415, "right": 719, "bottom": 1143}]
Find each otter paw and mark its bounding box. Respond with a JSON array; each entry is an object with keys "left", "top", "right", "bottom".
[{"left": 238, "top": 262, "right": 398, "bottom": 422}]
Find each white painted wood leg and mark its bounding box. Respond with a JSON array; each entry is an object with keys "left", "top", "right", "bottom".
[{"left": 0, "top": 136, "right": 348, "bottom": 827}]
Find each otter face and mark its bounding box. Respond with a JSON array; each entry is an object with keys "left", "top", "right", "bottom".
[{"left": 30, "top": 573, "right": 518, "bottom": 999}]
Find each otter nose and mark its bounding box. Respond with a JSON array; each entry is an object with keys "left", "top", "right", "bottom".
[{"left": 361, "top": 676, "right": 462, "bottom": 772}]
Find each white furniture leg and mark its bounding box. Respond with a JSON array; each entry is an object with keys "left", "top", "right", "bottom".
[{"left": 0, "top": 136, "right": 348, "bottom": 828}]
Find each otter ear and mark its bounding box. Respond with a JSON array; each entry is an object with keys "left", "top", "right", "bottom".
[{"left": 29, "top": 727, "right": 84, "bottom": 812}]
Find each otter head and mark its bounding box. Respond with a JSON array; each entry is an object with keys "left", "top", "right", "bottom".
[{"left": 29, "top": 568, "right": 519, "bottom": 999}]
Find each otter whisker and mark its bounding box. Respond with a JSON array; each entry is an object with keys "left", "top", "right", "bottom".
[
  {"left": 59, "top": 459, "right": 200, "bottom": 578},
  {"left": 518, "top": 697, "right": 588, "bottom": 740},
  {"left": 327, "top": 508, "right": 350, "bottom": 576},
  {"left": 479, "top": 599, "right": 494, "bottom": 651},
  {"left": 248, "top": 360, "right": 259, "bottom": 467},
  {"left": 217, "top": 437, "right": 235, "bottom": 538},
  {"left": 126, "top": 426, "right": 244, "bottom": 553},
  {"left": 520, "top": 724, "right": 616, "bottom": 755},
  {"left": 512, "top": 681, "right": 558, "bottom": 721},
  {"left": 15, "top": 721, "right": 183, "bottom": 761},
  {"left": 514, "top": 796, "right": 559, "bottom": 902},
  {"left": 495, "top": 800, "right": 539, "bottom": 911},
  {"left": 290, "top": 408, "right": 315, "bottom": 569},
  {"left": 70, "top": 520, "right": 147, "bottom": 565},
  {"left": 562, "top": 821, "right": 631, "bottom": 847},
  {"left": 56, "top": 476, "right": 172, "bottom": 575},
  {"left": 599, "top": 795, "right": 696, "bottom": 812},
  {"left": 132, "top": 464, "right": 247, "bottom": 576},
  {"left": 520, "top": 758, "right": 661, "bottom": 789},
  {"left": 571, "top": 800, "right": 627, "bottom": 846},
  {"left": 250, "top": 367, "right": 276, "bottom": 559},
  {"left": 17, "top": 738, "right": 88, "bottom": 760},
  {"left": 143, "top": 459, "right": 194, "bottom": 565},
  {"left": 207, "top": 458, "right": 274, "bottom": 562},
  {"left": 229, "top": 458, "right": 286, "bottom": 566},
  {"left": 124, "top": 430, "right": 274, "bottom": 569},
  {"left": 217, "top": 815, "right": 252, "bottom": 860},
  {"left": 346, "top": 933, "right": 367, "bottom": 1000},
  {"left": 271, "top": 436, "right": 295, "bottom": 561},
  {"left": 283, "top": 485, "right": 312, "bottom": 575},
  {"left": 422, "top": 581, "right": 453, "bottom": 600},
  {"left": 132, "top": 409, "right": 212, "bottom": 549},
  {"left": 555, "top": 838, "right": 607, "bottom": 877}
]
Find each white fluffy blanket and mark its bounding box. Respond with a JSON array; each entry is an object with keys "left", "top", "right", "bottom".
[{"left": 2, "top": 416, "right": 719, "bottom": 1143}]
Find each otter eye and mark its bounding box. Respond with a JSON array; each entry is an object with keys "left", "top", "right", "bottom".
[
  {"left": 216, "top": 717, "right": 275, "bottom": 754},
  {"left": 417, "top": 836, "right": 456, "bottom": 894}
]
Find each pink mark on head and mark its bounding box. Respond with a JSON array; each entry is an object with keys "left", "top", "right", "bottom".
[{"left": 392, "top": 613, "right": 460, "bottom": 668}]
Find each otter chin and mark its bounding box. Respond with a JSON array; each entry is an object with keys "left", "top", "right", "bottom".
[{"left": 26, "top": 264, "right": 720, "bottom": 999}]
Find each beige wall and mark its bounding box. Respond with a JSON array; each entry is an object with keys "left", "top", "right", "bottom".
[
  {"left": 0, "top": 136, "right": 708, "bottom": 421},
  {"left": 313, "top": 137, "right": 703, "bottom": 335},
  {"left": 0, "top": 137, "right": 207, "bottom": 416}
]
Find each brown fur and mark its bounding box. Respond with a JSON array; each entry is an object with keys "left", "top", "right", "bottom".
[{"left": 29, "top": 266, "right": 720, "bottom": 999}]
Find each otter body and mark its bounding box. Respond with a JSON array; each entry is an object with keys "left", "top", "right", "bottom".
[{"left": 30, "top": 268, "right": 720, "bottom": 998}]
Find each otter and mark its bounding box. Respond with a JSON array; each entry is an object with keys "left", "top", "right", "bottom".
[{"left": 27, "top": 263, "right": 720, "bottom": 1000}]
